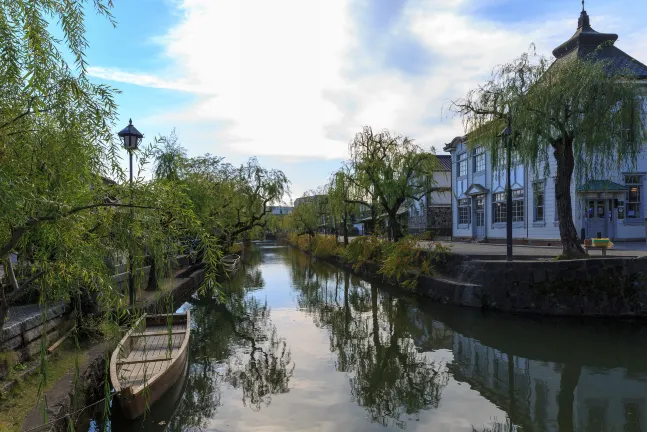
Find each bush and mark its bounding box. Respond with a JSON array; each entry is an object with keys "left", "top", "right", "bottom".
[
  {"left": 227, "top": 242, "right": 243, "bottom": 255},
  {"left": 342, "top": 235, "right": 383, "bottom": 271},
  {"left": 379, "top": 236, "right": 431, "bottom": 290},
  {"left": 418, "top": 231, "right": 434, "bottom": 241},
  {"left": 312, "top": 235, "right": 340, "bottom": 258}
]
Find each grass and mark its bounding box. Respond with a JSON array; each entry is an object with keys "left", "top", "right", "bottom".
[{"left": 0, "top": 344, "right": 87, "bottom": 432}]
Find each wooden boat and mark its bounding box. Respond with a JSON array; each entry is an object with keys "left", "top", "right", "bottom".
[
  {"left": 110, "top": 311, "right": 190, "bottom": 420},
  {"left": 221, "top": 253, "right": 241, "bottom": 274}
]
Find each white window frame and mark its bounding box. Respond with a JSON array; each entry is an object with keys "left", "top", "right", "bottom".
[
  {"left": 625, "top": 174, "right": 642, "bottom": 219},
  {"left": 512, "top": 189, "right": 524, "bottom": 222},
  {"left": 493, "top": 192, "right": 506, "bottom": 223},
  {"left": 457, "top": 152, "right": 468, "bottom": 178},
  {"left": 533, "top": 182, "right": 545, "bottom": 222},
  {"left": 458, "top": 198, "right": 471, "bottom": 225},
  {"left": 473, "top": 147, "right": 485, "bottom": 173}
]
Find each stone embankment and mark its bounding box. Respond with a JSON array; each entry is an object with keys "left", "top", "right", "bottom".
[{"left": 290, "top": 241, "right": 647, "bottom": 318}]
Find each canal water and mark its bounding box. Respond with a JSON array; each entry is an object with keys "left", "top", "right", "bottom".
[{"left": 89, "top": 241, "right": 647, "bottom": 432}]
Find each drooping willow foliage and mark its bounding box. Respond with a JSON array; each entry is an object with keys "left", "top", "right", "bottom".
[
  {"left": 451, "top": 47, "right": 647, "bottom": 256},
  {"left": 0, "top": 1, "right": 290, "bottom": 429}
]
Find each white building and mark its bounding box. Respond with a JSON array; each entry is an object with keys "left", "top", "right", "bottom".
[{"left": 445, "top": 8, "right": 647, "bottom": 243}]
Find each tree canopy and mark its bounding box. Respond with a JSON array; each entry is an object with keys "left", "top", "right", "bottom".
[
  {"left": 452, "top": 49, "right": 647, "bottom": 256},
  {"left": 347, "top": 126, "right": 441, "bottom": 241}
]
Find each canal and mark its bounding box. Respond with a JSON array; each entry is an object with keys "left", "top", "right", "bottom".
[{"left": 90, "top": 241, "right": 647, "bottom": 431}]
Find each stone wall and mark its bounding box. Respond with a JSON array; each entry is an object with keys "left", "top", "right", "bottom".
[
  {"left": 408, "top": 206, "right": 452, "bottom": 236},
  {"left": 416, "top": 256, "right": 647, "bottom": 317},
  {"left": 0, "top": 303, "right": 71, "bottom": 380},
  {"left": 296, "top": 243, "right": 647, "bottom": 318}
]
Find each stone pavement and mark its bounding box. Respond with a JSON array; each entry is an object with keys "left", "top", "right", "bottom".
[
  {"left": 336, "top": 235, "right": 647, "bottom": 258},
  {"left": 418, "top": 241, "right": 647, "bottom": 257}
]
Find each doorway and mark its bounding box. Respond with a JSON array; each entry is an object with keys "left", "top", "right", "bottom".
[
  {"left": 474, "top": 196, "right": 485, "bottom": 239},
  {"left": 585, "top": 199, "right": 614, "bottom": 239}
]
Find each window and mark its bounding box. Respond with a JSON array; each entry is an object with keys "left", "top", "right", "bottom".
[
  {"left": 457, "top": 153, "right": 467, "bottom": 177},
  {"left": 493, "top": 192, "right": 506, "bottom": 223},
  {"left": 458, "top": 198, "right": 471, "bottom": 225},
  {"left": 533, "top": 183, "right": 544, "bottom": 222},
  {"left": 512, "top": 189, "right": 524, "bottom": 222},
  {"left": 625, "top": 175, "right": 642, "bottom": 219},
  {"left": 493, "top": 190, "right": 524, "bottom": 223},
  {"left": 473, "top": 147, "right": 485, "bottom": 173}
]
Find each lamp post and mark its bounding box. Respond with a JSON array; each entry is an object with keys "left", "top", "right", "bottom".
[
  {"left": 500, "top": 118, "right": 513, "bottom": 261},
  {"left": 118, "top": 119, "right": 144, "bottom": 307}
]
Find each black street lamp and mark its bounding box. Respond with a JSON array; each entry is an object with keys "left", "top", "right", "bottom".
[
  {"left": 118, "top": 119, "right": 144, "bottom": 307},
  {"left": 500, "top": 119, "right": 513, "bottom": 261}
]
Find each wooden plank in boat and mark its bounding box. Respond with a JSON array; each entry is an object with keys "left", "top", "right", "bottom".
[
  {"left": 117, "top": 354, "right": 175, "bottom": 365},
  {"left": 130, "top": 330, "right": 185, "bottom": 338}
]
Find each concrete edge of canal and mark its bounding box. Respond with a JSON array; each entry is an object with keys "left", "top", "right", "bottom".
[{"left": 285, "top": 241, "right": 647, "bottom": 319}]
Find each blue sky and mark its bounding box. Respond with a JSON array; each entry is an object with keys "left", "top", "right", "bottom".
[{"left": 82, "top": 0, "right": 647, "bottom": 201}]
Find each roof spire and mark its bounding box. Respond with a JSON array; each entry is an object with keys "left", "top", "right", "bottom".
[{"left": 582, "top": 0, "right": 585, "bottom": 12}]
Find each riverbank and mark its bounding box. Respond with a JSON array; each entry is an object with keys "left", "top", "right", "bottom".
[
  {"left": 286, "top": 234, "right": 647, "bottom": 318},
  {"left": 5, "top": 261, "right": 209, "bottom": 432}
]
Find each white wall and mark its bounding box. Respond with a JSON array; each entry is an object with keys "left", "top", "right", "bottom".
[{"left": 449, "top": 139, "right": 647, "bottom": 241}]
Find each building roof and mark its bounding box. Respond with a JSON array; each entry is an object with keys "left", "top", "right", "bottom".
[
  {"left": 577, "top": 180, "right": 629, "bottom": 193},
  {"left": 442, "top": 136, "right": 466, "bottom": 153},
  {"left": 552, "top": 8, "right": 647, "bottom": 79},
  {"left": 436, "top": 155, "right": 452, "bottom": 171}
]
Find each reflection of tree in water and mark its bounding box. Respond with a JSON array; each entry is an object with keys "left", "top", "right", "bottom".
[
  {"left": 167, "top": 260, "right": 294, "bottom": 430},
  {"left": 289, "top": 253, "right": 449, "bottom": 429}
]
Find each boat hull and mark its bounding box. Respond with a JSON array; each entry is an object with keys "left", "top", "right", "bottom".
[
  {"left": 110, "top": 312, "right": 191, "bottom": 420},
  {"left": 116, "top": 343, "right": 188, "bottom": 420}
]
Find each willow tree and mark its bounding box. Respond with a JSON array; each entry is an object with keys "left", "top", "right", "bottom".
[
  {"left": 453, "top": 50, "right": 647, "bottom": 257},
  {"left": 290, "top": 192, "right": 320, "bottom": 238},
  {"left": 0, "top": 1, "right": 224, "bottom": 333},
  {"left": 327, "top": 166, "right": 360, "bottom": 245},
  {"left": 348, "top": 127, "right": 440, "bottom": 242}
]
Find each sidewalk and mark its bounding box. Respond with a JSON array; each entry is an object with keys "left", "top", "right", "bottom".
[
  {"left": 419, "top": 241, "right": 647, "bottom": 258},
  {"left": 336, "top": 235, "right": 647, "bottom": 258}
]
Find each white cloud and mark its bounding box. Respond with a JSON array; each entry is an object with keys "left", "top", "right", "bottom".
[{"left": 90, "top": 0, "right": 645, "bottom": 168}]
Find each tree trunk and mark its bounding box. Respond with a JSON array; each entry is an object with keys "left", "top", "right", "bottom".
[
  {"left": 343, "top": 210, "right": 349, "bottom": 245},
  {"left": 557, "top": 362, "right": 581, "bottom": 432},
  {"left": 388, "top": 213, "right": 403, "bottom": 242},
  {"left": 554, "top": 140, "right": 585, "bottom": 257}
]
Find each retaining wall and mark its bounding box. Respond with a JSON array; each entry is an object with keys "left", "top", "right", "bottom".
[{"left": 294, "top": 244, "right": 647, "bottom": 318}]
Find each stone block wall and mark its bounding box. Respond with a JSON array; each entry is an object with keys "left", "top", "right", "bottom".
[
  {"left": 0, "top": 304, "right": 71, "bottom": 379},
  {"left": 416, "top": 256, "right": 647, "bottom": 317}
]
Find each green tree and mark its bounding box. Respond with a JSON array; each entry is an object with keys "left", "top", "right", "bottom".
[
  {"left": 348, "top": 127, "right": 441, "bottom": 242},
  {"left": 452, "top": 50, "right": 647, "bottom": 257},
  {"left": 327, "top": 166, "right": 360, "bottom": 245},
  {"left": 0, "top": 2, "right": 223, "bottom": 333},
  {"left": 153, "top": 150, "right": 290, "bottom": 247},
  {"left": 153, "top": 128, "right": 187, "bottom": 181},
  {"left": 290, "top": 192, "right": 320, "bottom": 238}
]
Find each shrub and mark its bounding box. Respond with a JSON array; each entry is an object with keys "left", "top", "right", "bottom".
[
  {"left": 312, "top": 235, "right": 340, "bottom": 258},
  {"left": 287, "top": 232, "right": 299, "bottom": 246},
  {"left": 378, "top": 236, "right": 432, "bottom": 290},
  {"left": 418, "top": 231, "right": 434, "bottom": 241},
  {"left": 342, "top": 235, "right": 383, "bottom": 271},
  {"left": 227, "top": 242, "right": 243, "bottom": 255}
]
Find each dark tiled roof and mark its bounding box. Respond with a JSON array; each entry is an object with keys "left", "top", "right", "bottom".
[
  {"left": 442, "top": 136, "right": 466, "bottom": 152},
  {"left": 436, "top": 155, "right": 452, "bottom": 171},
  {"left": 577, "top": 180, "right": 629, "bottom": 193},
  {"left": 552, "top": 9, "right": 647, "bottom": 79}
]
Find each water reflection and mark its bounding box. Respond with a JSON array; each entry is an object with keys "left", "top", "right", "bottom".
[
  {"left": 88, "top": 243, "right": 647, "bottom": 431},
  {"left": 288, "top": 253, "right": 449, "bottom": 428},
  {"left": 167, "top": 247, "right": 294, "bottom": 430}
]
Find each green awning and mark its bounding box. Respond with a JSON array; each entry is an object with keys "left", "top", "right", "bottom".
[{"left": 577, "top": 180, "right": 629, "bottom": 193}]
